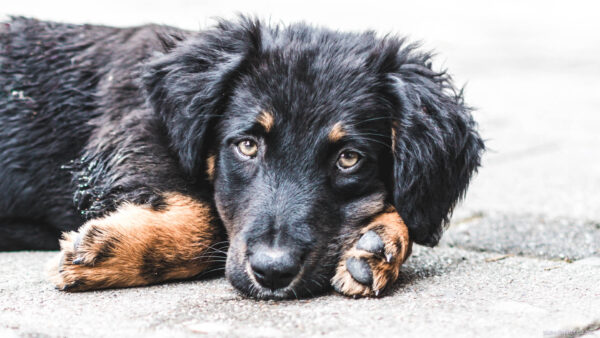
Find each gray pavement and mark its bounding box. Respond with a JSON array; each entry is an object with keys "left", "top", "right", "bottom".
[
  {"left": 444, "top": 212, "right": 600, "bottom": 261},
  {"left": 1, "top": 1, "right": 599, "bottom": 337},
  {"left": 1, "top": 246, "right": 598, "bottom": 338}
]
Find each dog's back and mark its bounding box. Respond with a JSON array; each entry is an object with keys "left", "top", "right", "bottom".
[{"left": 0, "top": 18, "right": 184, "bottom": 249}]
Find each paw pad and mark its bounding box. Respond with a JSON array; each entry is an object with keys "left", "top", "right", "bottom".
[
  {"left": 346, "top": 257, "right": 373, "bottom": 285},
  {"left": 355, "top": 230, "right": 384, "bottom": 254},
  {"left": 331, "top": 210, "right": 411, "bottom": 298}
]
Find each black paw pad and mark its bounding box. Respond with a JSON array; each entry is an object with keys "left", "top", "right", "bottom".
[
  {"left": 346, "top": 257, "right": 373, "bottom": 286},
  {"left": 356, "top": 230, "right": 384, "bottom": 255}
]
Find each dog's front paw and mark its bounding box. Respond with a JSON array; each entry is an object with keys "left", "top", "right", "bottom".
[
  {"left": 331, "top": 208, "right": 412, "bottom": 297},
  {"left": 47, "top": 221, "right": 130, "bottom": 291}
]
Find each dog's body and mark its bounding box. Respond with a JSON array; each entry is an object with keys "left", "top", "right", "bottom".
[
  {"left": 0, "top": 17, "right": 483, "bottom": 299},
  {"left": 0, "top": 19, "right": 200, "bottom": 248}
]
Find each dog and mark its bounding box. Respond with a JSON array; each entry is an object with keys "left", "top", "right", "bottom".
[{"left": 0, "top": 16, "right": 484, "bottom": 299}]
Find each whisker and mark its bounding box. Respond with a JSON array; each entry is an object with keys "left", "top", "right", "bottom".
[
  {"left": 194, "top": 259, "right": 228, "bottom": 265},
  {"left": 194, "top": 250, "right": 227, "bottom": 257},
  {"left": 197, "top": 266, "right": 227, "bottom": 277},
  {"left": 311, "top": 278, "right": 323, "bottom": 288},
  {"left": 302, "top": 284, "right": 315, "bottom": 298},
  {"left": 352, "top": 132, "right": 389, "bottom": 138},
  {"left": 197, "top": 244, "right": 226, "bottom": 253},
  {"left": 194, "top": 242, "right": 228, "bottom": 254},
  {"left": 192, "top": 256, "right": 227, "bottom": 262},
  {"left": 350, "top": 116, "right": 392, "bottom": 127},
  {"left": 342, "top": 135, "right": 391, "bottom": 149},
  {"left": 344, "top": 132, "right": 390, "bottom": 140}
]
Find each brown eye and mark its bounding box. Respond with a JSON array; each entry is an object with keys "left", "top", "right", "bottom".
[
  {"left": 337, "top": 150, "right": 360, "bottom": 169},
  {"left": 237, "top": 139, "right": 259, "bottom": 157}
]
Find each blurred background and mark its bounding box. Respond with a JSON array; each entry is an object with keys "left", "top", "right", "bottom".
[{"left": 3, "top": 0, "right": 598, "bottom": 221}]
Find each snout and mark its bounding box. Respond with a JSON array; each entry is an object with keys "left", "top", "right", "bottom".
[{"left": 248, "top": 246, "right": 302, "bottom": 290}]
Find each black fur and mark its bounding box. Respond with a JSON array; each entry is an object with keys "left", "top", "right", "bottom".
[{"left": 0, "top": 17, "right": 483, "bottom": 298}]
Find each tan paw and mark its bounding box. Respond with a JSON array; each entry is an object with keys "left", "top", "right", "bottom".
[
  {"left": 47, "top": 221, "right": 144, "bottom": 292},
  {"left": 331, "top": 208, "right": 412, "bottom": 297}
]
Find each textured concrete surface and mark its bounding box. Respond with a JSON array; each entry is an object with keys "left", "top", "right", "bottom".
[
  {"left": 1, "top": 246, "right": 599, "bottom": 338},
  {"left": 1, "top": 0, "right": 600, "bottom": 337},
  {"left": 444, "top": 213, "right": 600, "bottom": 261}
]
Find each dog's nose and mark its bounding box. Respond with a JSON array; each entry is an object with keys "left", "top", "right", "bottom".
[{"left": 249, "top": 247, "right": 301, "bottom": 290}]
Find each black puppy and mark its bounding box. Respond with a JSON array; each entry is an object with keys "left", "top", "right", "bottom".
[{"left": 0, "top": 17, "right": 483, "bottom": 299}]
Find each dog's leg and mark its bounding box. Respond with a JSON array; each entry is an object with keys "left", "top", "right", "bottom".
[
  {"left": 48, "top": 193, "right": 224, "bottom": 291},
  {"left": 331, "top": 206, "right": 412, "bottom": 297}
]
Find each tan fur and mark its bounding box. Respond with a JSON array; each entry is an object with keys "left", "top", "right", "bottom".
[
  {"left": 206, "top": 154, "right": 216, "bottom": 181},
  {"left": 256, "top": 110, "right": 274, "bottom": 132},
  {"left": 328, "top": 122, "right": 346, "bottom": 142},
  {"left": 48, "top": 193, "right": 221, "bottom": 291},
  {"left": 331, "top": 207, "right": 412, "bottom": 297}
]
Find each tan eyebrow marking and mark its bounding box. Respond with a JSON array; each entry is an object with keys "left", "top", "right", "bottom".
[
  {"left": 391, "top": 124, "right": 397, "bottom": 150},
  {"left": 328, "top": 122, "right": 346, "bottom": 142},
  {"left": 256, "top": 110, "right": 274, "bottom": 132},
  {"left": 205, "top": 154, "right": 216, "bottom": 182}
]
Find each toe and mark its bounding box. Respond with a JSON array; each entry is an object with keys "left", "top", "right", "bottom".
[
  {"left": 73, "top": 232, "right": 82, "bottom": 251},
  {"left": 355, "top": 230, "right": 384, "bottom": 255},
  {"left": 70, "top": 233, "right": 88, "bottom": 265},
  {"left": 346, "top": 257, "right": 373, "bottom": 286},
  {"left": 60, "top": 280, "right": 82, "bottom": 292}
]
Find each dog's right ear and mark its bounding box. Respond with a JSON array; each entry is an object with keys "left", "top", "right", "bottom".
[
  {"left": 142, "top": 17, "right": 262, "bottom": 178},
  {"left": 368, "top": 39, "right": 484, "bottom": 247}
]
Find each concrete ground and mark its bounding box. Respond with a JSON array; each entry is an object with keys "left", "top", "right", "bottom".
[{"left": 1, "top": 1, "right": 599, "bottom": 337}]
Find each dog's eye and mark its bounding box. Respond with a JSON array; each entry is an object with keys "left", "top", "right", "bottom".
[
  {"left": 337, "top": 150, "right": 361, "bottom": 169},
  {"left": 237, "top": 139, "right": 259, "bottom": 158}
]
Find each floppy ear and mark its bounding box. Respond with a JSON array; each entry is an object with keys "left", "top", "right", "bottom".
[
  {"left": 372, "top": 39, "right": 484, "bottom": 246},
  {"left": 142, "top": 17, "right": 262, "bottom": 178}
]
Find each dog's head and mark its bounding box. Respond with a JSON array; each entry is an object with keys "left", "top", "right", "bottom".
[{"left": 143, "top": 17, "right": 484, "bottom": 299}]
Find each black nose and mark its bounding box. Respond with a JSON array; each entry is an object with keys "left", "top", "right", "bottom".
[{"left": 249, "top": 247, "right": 301, "bottom": 290}]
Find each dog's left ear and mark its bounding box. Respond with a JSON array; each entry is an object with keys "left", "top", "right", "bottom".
[
  {"left": 142, "top": 17, "right": 262, "bottom": 178},
  {"left": 370, "top": 39, "right": 485, "bottom": 247}
]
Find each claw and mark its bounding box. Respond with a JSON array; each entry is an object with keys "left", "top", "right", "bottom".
[
  {"left": 374, "top": 289, "right": 381, "bottom": 297},
  {"left": 385, "top": 253, "right": 393, "bottom": 263}
]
